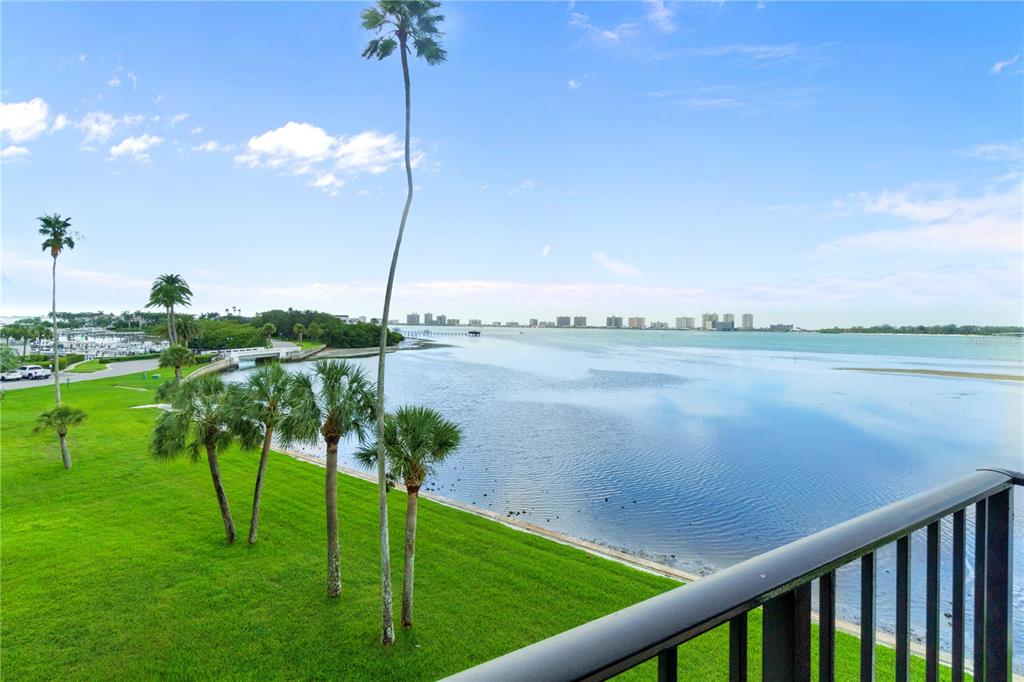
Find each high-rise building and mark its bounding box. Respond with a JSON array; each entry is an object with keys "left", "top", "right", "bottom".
[
  {"left": 675, "top": 317, "right": 696, "bottom": 330},
  {"left": 506, "top": 321, "right": 521, "bottom": 327},
  {"left": 448, "top": 318, "right": 460, "bottom": 326},
  {"left": 424, "top": 312, "right": 434, "bottom": 325},
  {"left": 651, "top": 321, "right": 668, "bottom": 329},
  {"left": 769, "top": 323, "right": 794, "bottom": 332},
  {"left": 713, "top": 320, "right": 735, "bottom": 331},
  {"left": 628, "top": 316, "right": 646, "bottom": 329},
  {"left": 529, "top": 318, "right": 539, "bottom": 327},
  {"left": 468, "top": 319, "right": 482, "bottom": 326},
  {"left": 606, "top": 316, "right": 623, "bottom": 328},
  {"left": 492, "top": 321, "right": 502, "bottom": 326},
  {"left": 556, "top": 316, "right": 571, "bottom": 327},
  {"left": 406, "top": 313, "right": 421, "bottom": 325},
  {"left": 702, "top": 313, "right": 719, "bottom": 330},
  {"left": 741, "top": 313, "right": 754, "bottom": 330},
  {"left": 573, "top": 316, "right": 587, "bottom": 328},
  {"left": 437, "top": 314, "right": 447, "bottom": 326},
  {"left": 723, "top": 313, "right": 735, "bottom": 324}
]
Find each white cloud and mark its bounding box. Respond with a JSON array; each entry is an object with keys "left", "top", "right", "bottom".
[
  {"left": 78, "top": 53, "right": 87, "bottom": 63},
  {"left": 109, "top": 134, "right": 163, "bottom": 162},
  {"left": 191, "top": 140, "right": 233, "bottom": 153},
  {"left": 50, "top": 114, "right": 69, "bottom": 133},
  {"left": 508, "top": 179, "right": 535, "bottom": 195},
  {"left": 170, "top": 113, "right": 189, "bottom": 124},
  {"left": 958, "top": 140, "right": 1022, "bottom": 161},
  {"left": 644, "top": 0, "right": 676, "bottom": 33},
  {"left": 568, "top": 79, "right": 581, "bottom": 90},
  {"left": 991, "top": 54, "right": 1020, "bottom": 74},
  {"left": 127, "top": 72, "right": 138, "bottom": 89},
  {"left": 694, "top": 44, "right": 801, "bottom": 61},
  {"left": 1, "top": 145, "right": 30, "bottom": 160},
  {"left": 189, "top": 126, "right": 204, "bottom": 135},
  {"left": 108, "top": 75, "right": 122, "bottom": 87},
  {"left": 78, "top": 112, "right": 144, "bottom": 144},
  {"left": 0, "top": 98, "right": 50, "bottom": 142},
  {"left": 593, "top": 251, "right": 641, "bottom": 276},
  {"left": 236, "top": 122, "right": 412, "bottom": 194},
  {"left": 821, "top": 179, "right": 1023, "bottom": 253},
  {"left": 542, "top": 244, "right": 551, "bottom": 257},
  {"left": 568, "top": 12, "right": 641, "bottom": 44}
]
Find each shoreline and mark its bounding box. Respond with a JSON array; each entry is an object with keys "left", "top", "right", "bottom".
[
  {"left": 836, "top": 367, "right": 1023, "bottom": 382},
  {"left": 273, "top": 444, "right": 977, "bottom": 674}
]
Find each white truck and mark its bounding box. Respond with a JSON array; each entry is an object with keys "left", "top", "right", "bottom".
[{"left": 1, "top": 365, "right": 53, "bottom": 381}]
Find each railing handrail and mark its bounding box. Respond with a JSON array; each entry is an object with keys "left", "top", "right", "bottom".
[{"left": 445, "top": 468, "right": 1019, "bottom": 681}]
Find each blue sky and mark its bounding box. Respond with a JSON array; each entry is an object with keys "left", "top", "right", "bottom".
[{"left": 2, "top": 1, "right": 1021, "bottom": 327}]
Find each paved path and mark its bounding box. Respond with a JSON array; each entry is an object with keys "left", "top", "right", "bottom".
[{"left": 1, "top": 359, "right": 160, "bottom": 391}]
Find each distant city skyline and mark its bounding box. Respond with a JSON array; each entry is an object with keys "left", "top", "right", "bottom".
[{"left": 2, "top": 2, "right": 1021, "bottom": 325}]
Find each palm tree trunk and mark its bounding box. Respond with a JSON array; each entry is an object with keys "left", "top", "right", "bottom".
[
  {"left": 169, "top": 307, "right": 177, "bottom": 345},
  {"left": 174, "top": 364, "right": 182, "bottom": 382},
  {"left": 402, "top": 484, "right": 420, "bottom": 628},
  {"left": 59, "top": 432, "right": 72, "bottom": 469},
  {"left": 325, "top": 440, "right": 341, "bottom": 597},
  {"left": 205, "top": 444, "right": 236, "bottom": 543},
  {"left": 248, "top": 427, "right": 273, "bottom": 544},
  {"left": 374, "top": 32, "right": 414, "bottom": 649},
  {"left": 52, "top": 256, "right": 61, "bottom": 405}
]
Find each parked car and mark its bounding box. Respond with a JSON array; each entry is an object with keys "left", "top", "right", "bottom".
[
  {"left": 1, "top": 369, "right": 22, "bottom": 381},
  {"left": 18, "top": 365, "right": 52, "bottom": 380}
]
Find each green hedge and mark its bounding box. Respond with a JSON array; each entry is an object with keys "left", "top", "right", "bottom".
[{"left": 37, "top": 354, "right": 86, "bottom": 370}]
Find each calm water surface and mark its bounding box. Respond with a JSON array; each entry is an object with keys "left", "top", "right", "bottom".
[{"left": 228, "top": 329, "right": 1024, "bottom": 667}]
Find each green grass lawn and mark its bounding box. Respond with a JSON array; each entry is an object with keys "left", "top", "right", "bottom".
[
  {"left": 297, "top": 338, "right": 323, "bottom": 350},
  {"left": 1, "top": 371, "right": 958, "bottom": 680},
  {"left": 67, "top": 359, "right": 108, "bottom": 373}
]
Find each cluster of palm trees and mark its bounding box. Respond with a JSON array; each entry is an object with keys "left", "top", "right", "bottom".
[
  {"left": 150, "top": 361, "right": 461, "bottom": 628},
  {"left": 32, "top": 0, "right": 449, "bottom": 645},
  {"left": 1, "top": 321, "right": 52, "bottom": 357}
]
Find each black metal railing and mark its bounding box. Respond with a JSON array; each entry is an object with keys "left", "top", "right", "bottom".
[{"left": 446, "top": 468, "right": 1020, "bottom": 682}]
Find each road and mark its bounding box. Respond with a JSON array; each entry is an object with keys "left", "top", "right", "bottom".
[{"left": 1, "top": 359, "right": 160, "bottom": 391}]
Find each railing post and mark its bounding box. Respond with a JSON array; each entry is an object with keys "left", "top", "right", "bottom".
[
  {"left": 974, "top": 500, "right": 987, "bottom": 679},
  {"left": 762, "top": 583, "right": 811, "bottom": 682},
  {"left": 895, "top": 536, "right": 911, "bottom": 681},
  {"left": 983, "top": 488, "right": 1013, "bottom": 682},
  {"left": 729, "top": 613, "right": 748, "bottom": 682},
  {"left": 861, "top": 552, "right": 876, "bottom": 682},
  {"left": 657, "top": 646, "right": 677, "bottom": 682}
]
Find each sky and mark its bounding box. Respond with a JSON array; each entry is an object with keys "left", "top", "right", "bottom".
[{"left": 1, "top": 1, "right": 1022, "bottom": 327}]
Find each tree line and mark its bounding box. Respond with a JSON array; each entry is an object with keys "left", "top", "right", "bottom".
[{"left": 817, "top": 324, "right": 1023, "bottom": 335}]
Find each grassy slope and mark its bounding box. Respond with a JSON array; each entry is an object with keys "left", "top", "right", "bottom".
[
  {"left": 1, "top": 371, "right": 954, "bottom": 680},
  {"left": 67, "top": 359, "right": 108, "bottom": 373}
]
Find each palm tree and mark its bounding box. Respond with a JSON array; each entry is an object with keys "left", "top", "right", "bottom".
[
  {"left": 151, "top": 375, "right": 241, "bottom": 543},
  {"left": 261, "top": 323, "right": 276, "bottom": 348},
  {"left": 35, "top": 404, "right": 87, "bottom": 469},
  {"left": 228, "top": 363, "right": 293, "bottom": 544},
  {"left": 293, "top": 323, "right": 306, "bottom": 345},
  {"left": 307, "top": 322, "right": 323, "bottom": 342},
  {"left": 361, "top": 0, "right": 446, "bottom": 645},
  {"left": 278, "top": 360, "right": 376, "bottom": 597},
  {"left": 38, "top": 213, "right": 77, "bottom": 405},
  {"left": 175, "top": 315, "right": 200, "bottom": 349},
  {"left": 356, "top": 406, "right": 461, "bottom": 629},
  {"left": 160, "top": 344, "right": 194, "bottom": 382},
  {"left": 146, "top": 274, "right": 193, "bottom": 344}
]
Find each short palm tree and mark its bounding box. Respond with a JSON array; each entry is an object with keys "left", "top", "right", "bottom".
[
  {"left": 146, "top": 274, "right": 193, "bottom": 344},
  {"left": 278, "top": 360, "right": 376, "bottom": 597},
  {"left": 356, "top": 405, "right": 461, "bottom": 629},
  {"left": 362, "top": 0, "right": 446, "bottom": 645},
  {"left": 307, "top": 322, "right": 323, "bottom": 341},
  {"left": 38, "top": 213, "right": 77, "bottom": 405},
  {"left": 35, "top": 404, "right": 87, "bottom": 469},
  {"left": 261, "top": 323, "right": 276, "bottom": 348},
  {"left": 160, "top": 344, "right": 194, "bottom": 382},
  {"left": 293, "top": 323, "right": 305, "bottom": 345},
  {"left": 151, "top": 375, "right": 241, "bottom": 543},
  {"left": 228, "top": 363, "right": 293, "bottom": 544},
  {"left": 175, "top": 315, "right": 199, "bottom": 349}
]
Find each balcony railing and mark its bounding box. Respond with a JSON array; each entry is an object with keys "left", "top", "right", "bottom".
[{"left": 446, "top": 468, "right": 1020, "bottom": 682}]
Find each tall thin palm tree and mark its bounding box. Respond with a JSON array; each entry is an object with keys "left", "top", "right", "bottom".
[
  {"left": 278, "top": 360, "right": 376, "bottom": 597},
  {"left": 361, "top": 0, "right": 446, "bottom": 645},
  {"left": 151, "top": 375, "right": 241, "bottom": 543},
  {"left": 293, "top": 323, "right": 306, "bottom": 345},
  {"left": 228, "top": 363, "right": 293, "bottom": 544},
  {"left": 35, "top": 404, "right": 87, "bottom": 469},
  {"left": 261, "top": 323, "right": 276, "bottom": 348},
  {"left": 356, "top": 405, "right": 461, "bottom": 629},
  {"left": 146, "top": 274, "right": 193, "bottom": 345},
  {"left": 38, "top": 214, "right": 77, "bottom": 405}
]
